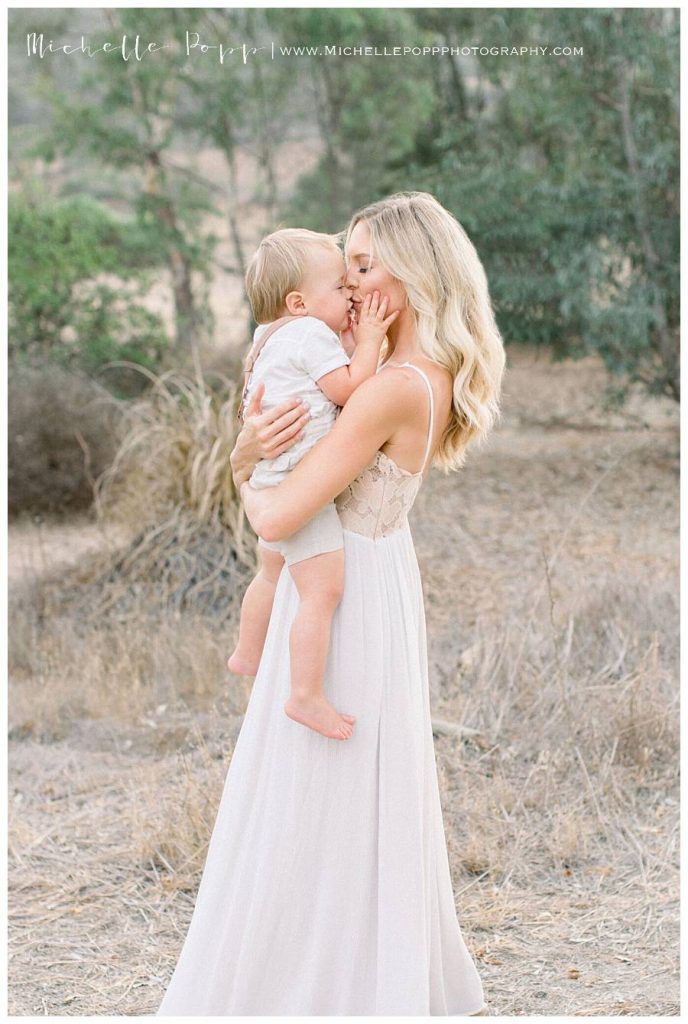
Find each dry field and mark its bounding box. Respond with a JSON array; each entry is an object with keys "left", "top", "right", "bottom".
[{"left": 8, "top": 346, "right": 679, "bottom": 1016}]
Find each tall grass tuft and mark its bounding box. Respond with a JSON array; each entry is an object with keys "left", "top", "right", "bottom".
[{"left": 51, "top": 363, "right": 256, "bottom": 624}]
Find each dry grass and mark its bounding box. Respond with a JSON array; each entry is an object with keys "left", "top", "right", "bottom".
[
  {"left": 9, "top": 580, "right": 249, "bottom": 740},
  {"left": 8, "top": 346, "right": 679, "bottom": 1015}
]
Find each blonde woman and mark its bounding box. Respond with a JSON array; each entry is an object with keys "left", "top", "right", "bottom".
[{"left": 157, "top": 192, "right": 504, "bottom": 1016}]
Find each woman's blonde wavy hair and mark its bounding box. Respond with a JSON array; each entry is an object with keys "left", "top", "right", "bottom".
[{"left": 344, "top": 192, "right": 506, "bottom": 471}]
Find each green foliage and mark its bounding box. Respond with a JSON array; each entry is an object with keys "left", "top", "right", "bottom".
[
  {"left": 399, "top": 8, "right": 679, "bottom": 397},
  {"left": 9, "top": 194, "right": 168, "bottom": 385},
  {"left": 273, "top": 9, "right": 437, "bottom": 231},
  {"left": 18, "top": 7, "right": 221, "bottom": 353},
  {"left": 7, "top": 7, "right": 679, "bottom": 398}
]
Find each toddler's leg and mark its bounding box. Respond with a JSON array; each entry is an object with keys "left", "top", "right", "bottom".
[
  {"left": 227, "top": 545, "right": 285, "bottom": 676},
  {"left": 284, "top": 549, "right": 356, "bottom": 740}
]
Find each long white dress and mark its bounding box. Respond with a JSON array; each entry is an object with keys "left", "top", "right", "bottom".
[{"left": 157, "top": 364, "right": 485, "bottom": 1016}]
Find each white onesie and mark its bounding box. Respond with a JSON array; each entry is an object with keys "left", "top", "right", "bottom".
[{"left": 245, "top": 316, "right": 350, "bottom": 565}]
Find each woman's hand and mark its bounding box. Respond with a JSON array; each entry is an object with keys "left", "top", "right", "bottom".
[
  {"left": 236, "top": 369, "right": 410, "bottom": 544},
  {"left": 230, "top": 382, "right": 310, "bottom": 489}
]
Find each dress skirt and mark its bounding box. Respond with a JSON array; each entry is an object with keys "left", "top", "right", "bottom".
[{"left": 157, "top": 524, "right": 485, "bottom": 1015}]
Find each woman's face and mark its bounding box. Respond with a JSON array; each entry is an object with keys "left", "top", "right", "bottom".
[{"left": 344, "top": 219, "right": 407, "bottom": 321}]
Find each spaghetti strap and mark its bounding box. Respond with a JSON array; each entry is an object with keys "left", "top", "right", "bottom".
[{"left": 399, "top": 363, "right": 435, "bottom": 474}]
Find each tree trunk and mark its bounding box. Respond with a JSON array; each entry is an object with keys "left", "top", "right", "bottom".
[
  {"left": 313, "top": 64, "right": 344, "bottom": 222},
  {"left": 105, "top": 9, "right": 200, "bottom": 352},
  {"left": 618, "top": 63, "right": 679, "bottom": 399},
  {"left": 143, "top": 152, "right": 198, "bottom": 352},
  {"left": 249, "top": 60, "right": 279, "bottom": 221},
  {"left": 444, "top": 35, "right": 468, "bottom": 119}
]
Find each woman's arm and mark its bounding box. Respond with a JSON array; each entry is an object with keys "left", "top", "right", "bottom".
[
  {"left": 241, "top": 370, "right": 417, "bottom": 542},
  {"left": 230, "top": 382, "right": 310, "bottom": 488}
]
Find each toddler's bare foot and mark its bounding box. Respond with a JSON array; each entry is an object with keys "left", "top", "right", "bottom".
[
  {"left": 284, "top": 694, "right": 356, "bottom": 740},
  {"left": 227, "top": 651, "right": 259, "bottom": 676}
]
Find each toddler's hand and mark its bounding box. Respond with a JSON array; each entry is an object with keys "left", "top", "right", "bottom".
[{"left": 350, "top": 291, "right": 399, "bottom": 347}]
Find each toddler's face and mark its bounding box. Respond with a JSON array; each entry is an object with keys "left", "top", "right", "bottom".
[{"left": 298, "top": 250, "right": 353, "bottom": 333}]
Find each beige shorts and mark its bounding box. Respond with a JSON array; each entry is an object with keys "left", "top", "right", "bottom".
[{"left": 259, "top": 501, "right": 343, "bottom": 567}]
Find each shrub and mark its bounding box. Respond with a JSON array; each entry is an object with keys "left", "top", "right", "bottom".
[
  {"left": 9, "top": 193, "right": 168, "bottom": 385},
  {"left": 8, "top": 362, "right": 122, "bottom": 516}
]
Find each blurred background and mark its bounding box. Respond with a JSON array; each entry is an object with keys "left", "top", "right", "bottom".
[
  {"left": 7, "top": 7, "right": 679, "bottom": 509},
  {"left": 7, "top": 7, "right": 679, "bottom": 1016}
]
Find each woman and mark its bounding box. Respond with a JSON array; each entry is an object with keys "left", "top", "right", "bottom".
[{"left": 157, "top": 192, "right": 505, "bottom": 1016}]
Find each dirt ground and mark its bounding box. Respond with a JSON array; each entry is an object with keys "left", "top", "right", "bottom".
[{"left": 8, "top": 346, "right": 679, "bottom": 1016}]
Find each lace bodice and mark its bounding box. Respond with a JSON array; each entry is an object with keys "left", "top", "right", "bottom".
[
  {"left": 334, "top": 362, "right": 435, "bottom": 541},
  {"left": 335, "top": 450, "right": 423, "bottom": 539}
]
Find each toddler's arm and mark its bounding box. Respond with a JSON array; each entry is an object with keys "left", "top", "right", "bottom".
[{"left": 317, "top": 291, "right": 399, "bottom": 407}]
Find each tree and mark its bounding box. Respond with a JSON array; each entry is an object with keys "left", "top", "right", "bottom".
[
  {"left": 18, "top": 8, "right": 217, "bottom": 356},
  {"left": 402, "top": 8, "right": 679, "bottom": 398},
  {"left": 269, "top": 9, "right": 438, "bottom": 231}
]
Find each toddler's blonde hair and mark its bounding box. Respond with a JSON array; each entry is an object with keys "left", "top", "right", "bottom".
[
  {"left": 344, "top": 191, "right": 506, "bottom": 471},
  {"left": 245, "top": 228, "right": 342, "bottom": 323}
]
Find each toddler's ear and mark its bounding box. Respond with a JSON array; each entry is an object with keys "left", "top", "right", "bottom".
[{"left": 284, "top": 290, "right": 307, "bottom": 316}]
